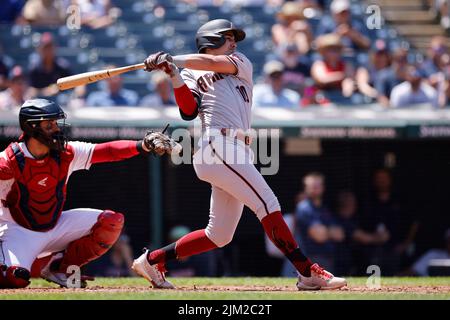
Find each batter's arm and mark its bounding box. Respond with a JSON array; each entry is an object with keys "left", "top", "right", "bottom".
[
  {"left": 162, "top": 62, "right": 200, "bottom": 120},
  {"left": 172, "top": 54, "right": 237, "bottom": 75}
]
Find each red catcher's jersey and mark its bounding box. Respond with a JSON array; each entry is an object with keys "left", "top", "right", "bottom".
[{"left": 3, "top": 142, "right": 74, "bottom": 231}]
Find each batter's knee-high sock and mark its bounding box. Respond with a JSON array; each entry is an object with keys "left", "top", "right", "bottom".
[
  {"left": 261, "top": 211, "right": 313, "bottom": 276},
  {"left": 148, "top": 229, "right": 217, "bottom": 265}
]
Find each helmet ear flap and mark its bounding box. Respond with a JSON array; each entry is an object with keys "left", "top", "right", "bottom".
[{"left": 196, "top": 33, "right": 226, "bottom": 53}]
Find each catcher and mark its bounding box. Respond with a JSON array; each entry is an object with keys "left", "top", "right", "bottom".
[
  {"left": 133, "top": 19, "right": 347, "bottom": 290},
  {"left": 0, "top": 98, "right": 179, "bottom": 288}
]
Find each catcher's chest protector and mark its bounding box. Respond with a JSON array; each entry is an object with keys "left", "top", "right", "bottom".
[{"left": 4, "top": 143, "right": 74, "bottom": 231}]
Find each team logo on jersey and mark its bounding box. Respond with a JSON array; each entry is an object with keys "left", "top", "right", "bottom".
[
  {"left": 197, "top": 72, "right": 224, "bottom": 93},
  {"left": 29, "top": 174, "right": 57, "bottom": 191},
  {"left": 38, "top": 177, "right": 49, "bottom": 187}
]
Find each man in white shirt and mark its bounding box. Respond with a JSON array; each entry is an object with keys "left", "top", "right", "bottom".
[
  {"left": 253, "top": 60, "right": 301, "bottom": 109},
  {"left": 0, "top": 66, "right": 33, "bottom": 111},
  {"left": 411, "top": 229, "right": 450, "bottom": 276},
  {"left": 140, "top": 71, "right": 176, "bottom": 107},
  {"left": 390, "top": 65, "right": 440, "bottom": 108}
]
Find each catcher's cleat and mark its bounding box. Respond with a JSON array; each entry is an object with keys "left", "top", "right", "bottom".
[
  {"left": 40, "top": 253, "right": 93, "bottom": 288},
  {"left": 132, "top": 248, "right": 175, "bottom": 289},
  {"left": 296, "top": 263, "right": 347, "bottom": 291}
]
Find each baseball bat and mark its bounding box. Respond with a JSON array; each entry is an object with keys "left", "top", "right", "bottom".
[{"left": 57, "top": 63, "right": 146, "bottom": 91}]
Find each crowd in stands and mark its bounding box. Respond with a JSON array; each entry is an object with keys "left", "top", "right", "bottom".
[
  {"left": 1, "top": 0, "right": 450, "bottom": 110},
  {"left": 255, "top": 0, "right": 450, "bottom": 109},
  {"left": 274, "top": 170, "right": 437, "bottom": 277},
  {"left": 0, "top": 0, "right": 120, "bottom": 27}
]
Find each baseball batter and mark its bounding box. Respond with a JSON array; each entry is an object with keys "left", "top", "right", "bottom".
[
  {"left": 0, "top": 98, "right": 176, "bottom": 288},
  {"left": 133, "top": 19, "right": 347, "bottom": 290}
]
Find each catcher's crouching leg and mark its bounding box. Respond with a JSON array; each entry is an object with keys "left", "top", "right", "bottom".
[
  {"left": 58, "top": 210, "right": 124, "bottom": 271},
  {"left": 0, "top": 266, "right": 31, "bottom": 288}
]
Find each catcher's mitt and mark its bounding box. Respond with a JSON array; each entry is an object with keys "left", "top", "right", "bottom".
[{"left": 143, "top": 129, "right": 182, "bottom": 156}]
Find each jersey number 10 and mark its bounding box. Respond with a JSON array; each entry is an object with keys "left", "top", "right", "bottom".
[{"left": 236, "top": 86, "right": 250, "bottom": 103}]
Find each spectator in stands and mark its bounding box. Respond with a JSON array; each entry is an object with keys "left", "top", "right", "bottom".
[
  {"left": 140, "top": 71, "right": 176, "bottom": 107},
  {"left": 0, "top": 66, "right": 34, "bottom": 111},
  {"left": 294, "top": 172, "right": 344, "bottom": 273},
  {"left": 421, "top": 36, "right": 450, "bottom": 106},
  {"left": 280, "top": 43, "right": 311, "bottom": 95},
  {"left": 0, "top": 58, "right": 9, "bottom": 92},
  {"left": 359, "top": 169, "right": 420, "bottom": 276},
  {"left": 400, "top": 228, "right": 450, "bottom": 276},
  {"left": 333, "top": 191, "right": 390, "bottom": 276},
  {"left": 316, "top": 0, "right": 370, "bottom": 51},
  {"left": 73, "top": 0, "right": 121, "bottom": 29},
  {"left": 390, "top": 64, "right": 440, "bottom": 108},
  {"left": 29, "top": 32, "right": 71, "bottom": 98},
  {"left": 311, "top": 33, "right": 355, "bottom": 104},
  {"left": 0, "top": 0, "right": 26, "bottom": 23},
  {"left": 430, "top": 0, "right": 450, "bottom": 31},
  {"left": 272, "top": 1, "right": 313, "bottom": 55},
  {"left": 421, "top": 36, "right": 448, "bottom": 82},
  {"left": 371, "top": 47, "right": 409, "bottom": 108},
  {"left": 356, "top": 39, "right": 392, "bottom": 107},
  {"left": 182, "top": 0, "right": 280, "bottom": 7},
  {"left": 21, "top": 0, "right": 66, "bottom": 26},
  {"left": 253, "top": 60, "right": 301, "bottom": 109},
  {"left": 391, "top": 47, "right": 409, "bottom": 82},
  {"left": 86, "top": 64, "right": 139, "bottom": 107},
  {"left": 66, "top": 85, "right": 88, "bottom": 109}
]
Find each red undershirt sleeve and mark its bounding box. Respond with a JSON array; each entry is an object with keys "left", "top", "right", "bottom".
[
  {"left": 174, "top": 84, "right": 199, "bottom": 120},
  {"left": 91, "top": 140, "right": 142, "bottom": 164}
]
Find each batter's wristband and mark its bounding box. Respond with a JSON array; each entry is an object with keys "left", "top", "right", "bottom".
[{"left": 171, "top": 73, "right": 185, "bottom": 88}]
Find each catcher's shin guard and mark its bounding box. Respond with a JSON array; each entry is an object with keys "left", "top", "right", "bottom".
[
  {"left": 0, "top": 265, "right": 31, "bottom": 288},
  {"left": 58, "top": 210, "right": 124, "bottom": 271},
  {"left": 30, "top": 255, "right": 53, "bottom": 278}
]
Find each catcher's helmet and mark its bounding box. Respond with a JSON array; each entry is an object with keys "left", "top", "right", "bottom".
[
  {"left": 19, "top": 99, "right": 68, "bottom": 151},
  {"left": 196, "top": 19, "right": 246, "bottom": 53}
]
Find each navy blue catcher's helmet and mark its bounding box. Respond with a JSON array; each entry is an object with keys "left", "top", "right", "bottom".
[{"left": 19, "top": 99, "right": 68, "bottom": 151}]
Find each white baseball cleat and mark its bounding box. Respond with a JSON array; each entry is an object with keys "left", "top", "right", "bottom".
[
  {"left": 132, "top": 249, "right": 175, "bottom": 289},
  {"left": 297, "top": 263, "right": 347, "bottom": 290},
  {"left": 40, "top": 253, "right": 92, "bottom": 288}
]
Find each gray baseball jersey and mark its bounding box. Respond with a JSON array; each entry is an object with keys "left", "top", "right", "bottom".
[{"left": 181, "top": 51, "right": 253, "bottom": 130}]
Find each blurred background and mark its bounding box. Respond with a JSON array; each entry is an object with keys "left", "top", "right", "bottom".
[{"left": 0, "top": 0, "right": 450, "bottom": 278}]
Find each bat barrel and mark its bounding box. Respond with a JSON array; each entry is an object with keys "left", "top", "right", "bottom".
[{"left": 57, "top": 63, "right": 146, "bottom": 91}]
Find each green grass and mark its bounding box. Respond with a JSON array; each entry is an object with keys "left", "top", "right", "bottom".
[{"left": 0, "top": 277, "right": 449, "bottom": 300}]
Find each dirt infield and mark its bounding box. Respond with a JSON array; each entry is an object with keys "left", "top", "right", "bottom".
[{"left": 1, "top": 284, "right": 449, "bottom": 295}]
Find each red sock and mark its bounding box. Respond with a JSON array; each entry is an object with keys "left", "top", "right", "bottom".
[
  {"left": 148, "top": 229, "right": 217, "bottom": 265},
  {"left": 176, "top": 229, "right": 218, "bottom": 258},
  {"left": 261, "top": 211, "right": 313, "bottom": 276}
]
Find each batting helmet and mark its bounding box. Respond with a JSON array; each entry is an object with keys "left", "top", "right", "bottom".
[
  {"left": 195, "top": 19, "right": 246, "bottom": 53},
  {"left": 19, "top": 99, "right": 68, "bottom": 151}
]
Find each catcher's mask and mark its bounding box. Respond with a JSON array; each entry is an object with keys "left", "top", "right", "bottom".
[
  {"left": 19, "top": 99, "right": 69, "bottom": 152},
  {"left": 195, "top": 19, "right": 246, "bottom": 53}
]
